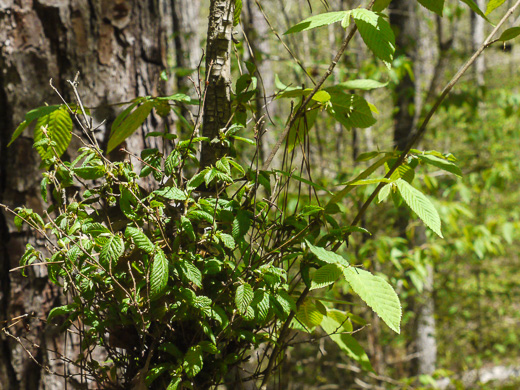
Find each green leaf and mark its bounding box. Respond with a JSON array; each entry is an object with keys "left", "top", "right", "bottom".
[
  {"left": 184, "top": 345, "right": 203, "bottom": 378},
  {"left": 47, "top": 303, "right": 77, "bottom": 322},
  {"left": 107, "top": 101, "right": 154, "bottom": 153},
  {"left": 486, "top": 0, "right": 506, "bottom": 15},
  {"left": 166, "top": 376, "right": 182, "bottom": 390},
  {"left": 395, "top": 179, "right": 443, "bottom": 237},
  {"left": 373, "top": 0, "right": 392, "bottom": 12},
  {"left": 417, "top": 0, "right": 445, "bottom": 16},
  {"left": 378, "top": 183, "right": 392, "bottom": 203},
  {"left": 179, "top": 259, "right": 202, "bottom": 287},
  {"left": 8, "top": 120, "right": 32, "bottom": 147},
  {"left": 219, "top": 232, "right": 235, "bottom": 249},
  {"left": 119, "top": 186, "right": 139, "bottom": 220},
  {"left": 125, "top": 226, "right": 155, "bottom": 253},
  {"left": 336, "top": 79, "right": 388, "bottom": 91},
  {"left": 232, "top": 210, "right": 251, "bottom": 241},
  {"left": 153, "top": 186, "right": 187, "bottom": 201},
  {"left": 285, "top": 11, "right": 349, "bottom": 34},
  {"left": 33, "top": 106, "right": 73, "bottom": 160},
  {"left": 351, "top": 9, "right": 395, "bottom": 67},
  {"left": 497, "top": 27, "right": 520, "bottom": 42},
  {"left": 295, "top": 299, "right": 324, "bottom": 329},
  {"left": 82, "top": 222, "right": 111, "bottom": 236},
  {"left": 326, "top": 91, "right": 376, "bottom": 128},
  {"left": 26, "top": 105, "right": 61, "bottom": 123},
  {"left": 100, "top": 235, "right": 124, "bottom": 266},
  {"left": 235, "top": 283, "right": 254, "bottom": 315},
  {"left": 251, "top": 290, "right": 270, "bottom": 322},
  {"left": 74, "top": 165, "right": 105, "bottom": 180},
  {"left": 150, "top": 248, "right": 169, "bottom": 299},
  {"left": 181, "top": 216, "right": 196, "bottom": 241},
  {"left": 306, "top": 241, "right": 350, "bottom": 267},
  {"left": 460, "top": 0, "right": 490, "bottom": 21},
  {"left": 234, "top": 0, "right": 242, "bottom": 26},
  {"left": 418, "top": 154, "right": 462, "bottom": 177},
  {"left": 311, "top": 264, "right": 342, "bottom": 290},
  {"left": 343, "top": 267, "right": 401, "bottom": 333}
]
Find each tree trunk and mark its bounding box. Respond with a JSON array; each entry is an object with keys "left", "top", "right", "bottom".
[
  {"left": 390, "top": 0, "right": 437, "bottom": 377},
  {"left": 199, "top": 0, "right": 235, "bottom": 170},
  {"left": 471, "top": 0, "right": 486, "bottom": 86},
  {"left": 0, "top": 1, "right": 174, "bottom": 388}
]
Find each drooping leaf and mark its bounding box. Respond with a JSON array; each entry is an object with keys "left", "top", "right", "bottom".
[
  {"left": 343, "top": 267, "right": 401, "bottom": 333},
  {"left": 351, "top": 9, "right": 395, "bottom": 67},
  {"left": 417, "top": 0, "right": 445, "bottom": 16},
  {"left": 125, "top": 226, "right": 155, "bottom": 253},
  {"left": 285, "top": 11, "right": 348, "bottom": 34},
  {"left": 100, "top": 235, "right": 124, "bottom": 266},
  {"left": 418, "top": 154, "right": 462, "bottom": 177},
  {"left": 395, "top": 179, "right": 443, "bottom": 237},
  {"left": 373, "top": 0, "right": 392, "bottom": 12},
  {"left": 311, "top": 263, "right": 342, "bottom": 290},
  {"left": 460, "top": 0, "right": 490, "bottom": 22},
  {"left": 150, "top": 248, "right": 169, "bottom": 299},
  {"left": 235, "top": 283, "right": 254, "bottom": 315},
  {"left": 33, "top": 106, "right": 73, "bottom": 160},
  {"left": 295, "top": 299, "right": 324, "bottom": 329},
  {"left": 107, "top": 101, "right": 154, "bottom": 153},
  {"left": 8, "top": 120, "right": 32, "bottom": 147},
  {"left": 232, "top": 210, "right": 251, "bottom": 241}
]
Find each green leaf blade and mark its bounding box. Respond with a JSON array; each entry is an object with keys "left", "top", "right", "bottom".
[
  {"left": 285, "top": 11, "right": 349, "bottom": 34},
  {"left": 150, "top": 248, "right": 169, "bottom": 299}
]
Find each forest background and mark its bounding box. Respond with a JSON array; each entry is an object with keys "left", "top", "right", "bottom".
[{"left": 1, "top": 0, "right": 520, "bottom": 389}]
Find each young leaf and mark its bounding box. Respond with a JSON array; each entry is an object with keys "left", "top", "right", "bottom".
[
  {"left": 125, "top": 226, "right": 155, "bottom": 253},
  {"left": 33, "top": 107, "right": 73, "bottom": 160},
  {"left": 107, "top": 101, "right": 154, "bottom": 153},
  {"left": 351, "top": 9, "right": 395, "bottom": 67},
  {"left": 285, "top": 11, "right": 349, "bottom": 34},
  {"left": 100, "top": 235, "right": 124, "bottom": 266},
  {"left": 417, "top": 0, "right": 445, "bottom": 16},
  {"left": 150, "top": 248, "right": 169, "bottom": 299},
  {"left": 395, "top": 179, "right": 443, "bottom": 237},
  {"left": 311, "top": 264, "right": 342, "bottom": 290},
  {"left": 343, "top": 267, "right": 401, "bottom": 333},
  {"left": 235, "top": 283, "right": 254, "bottom": 315}
]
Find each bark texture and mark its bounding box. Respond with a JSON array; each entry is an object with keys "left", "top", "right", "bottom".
[
  {"left": 199, "top": 0, "right": 235, "bottom": 169},
  {"left": 0, "top": 1, "right": 173, "bottom": 388}
]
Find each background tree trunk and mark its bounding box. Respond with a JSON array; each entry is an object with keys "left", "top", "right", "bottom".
[{"left": 0, "top": 1, "right": 176, "bottom": 388}]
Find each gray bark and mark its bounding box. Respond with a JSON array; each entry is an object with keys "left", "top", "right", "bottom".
[
  {"left": 199, "top": 0, "right": 235, "bottom": 170},
  {"left": 0, "top": 1, "right": 173, "bottom": 388}
]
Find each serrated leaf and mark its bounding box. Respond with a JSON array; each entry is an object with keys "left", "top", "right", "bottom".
[
  {"left": 125, "top": 226, "right": 155, "bottom": 253},
  {"left": 343, "top": 267, "right": 401, "bottom": 333},
  {"left": 33, "top": 106, "right": 72, "bottom": 160},
  {"left": 486, "top": 0, "right": 506, "bottom": 15},
  {"left": 187, "top": 209, "right": 214, "bottom": 225},
  {"left": 378, "top": 183, "right": 392, "bottom": 203},
  {"left": 82, "top": 222, "right": 111, "bottom": 236},
  {"left": 352, "top": 9, "right": 395, "bottom": 67},
  {"left": 232, "top": 210, "right": 251, "bottom": 241},
  {"left": 311, "top": 264, "right": 342, "bottom": 290},
  {"left": 418, "top": 154, "right": 462, "bottom": 177},
  {"left": 100, "top": 235, "right": 124, "bottom": 266},
  {"left": 417, "top": 0, "right": 445, "bottom": 16},
  {"left": 306, "top": 241, "right": 350, "bottom": 267},
  {"left": 107, "top": 101, "right": 154, "bottom": 153},
  {"left": 251, "top": 290, "right": 270, "bottom": 322},
  {"left": 395, "top": 179, "right": 443, "bottom": 237},
  {"left": 219, "top": 233, "right": 235, "bottom": 249},
  {"left": 153, "top": 186, "right": 187, "bottom": 200},
  {"left": 179, "top": 259, "right": 202, "bottom": 287},
  {"left": 181, "top": 216, "right": 196, "bottom": 241},
  {"left": 497, "top": 27, "right": 520, "bottom": 42},
  {"left": 326, "top": 91, "right": 376, "bottom": 128},
  {"left": 165, "top": 150, "right": 180, "bottom": 176},
  {"left": 150, "top": 248, "right": 169, "bottom": 299},
  {"left": 295, "top": 299, "right": 323, "bottom": 329},
  {"left": 184, "top": 345, "right": 203, "bottom": 378},
  {"left": 235, "top": 283, "right": 254, "bottom": 315},
  {"left": 285, "top": 11, "right": 349, "bottom": 34}
]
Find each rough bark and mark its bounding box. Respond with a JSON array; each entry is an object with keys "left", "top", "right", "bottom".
[
  {"left": 0, "top": 1, "right": 172, "bottom": 388},
  {"left": 199, "top": 0, "right": 235, "bottom": 170}
]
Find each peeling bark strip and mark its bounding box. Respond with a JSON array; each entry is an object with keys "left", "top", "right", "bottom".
[{"left": 200, "top": 0, "right": 235, "bottom": 169}]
